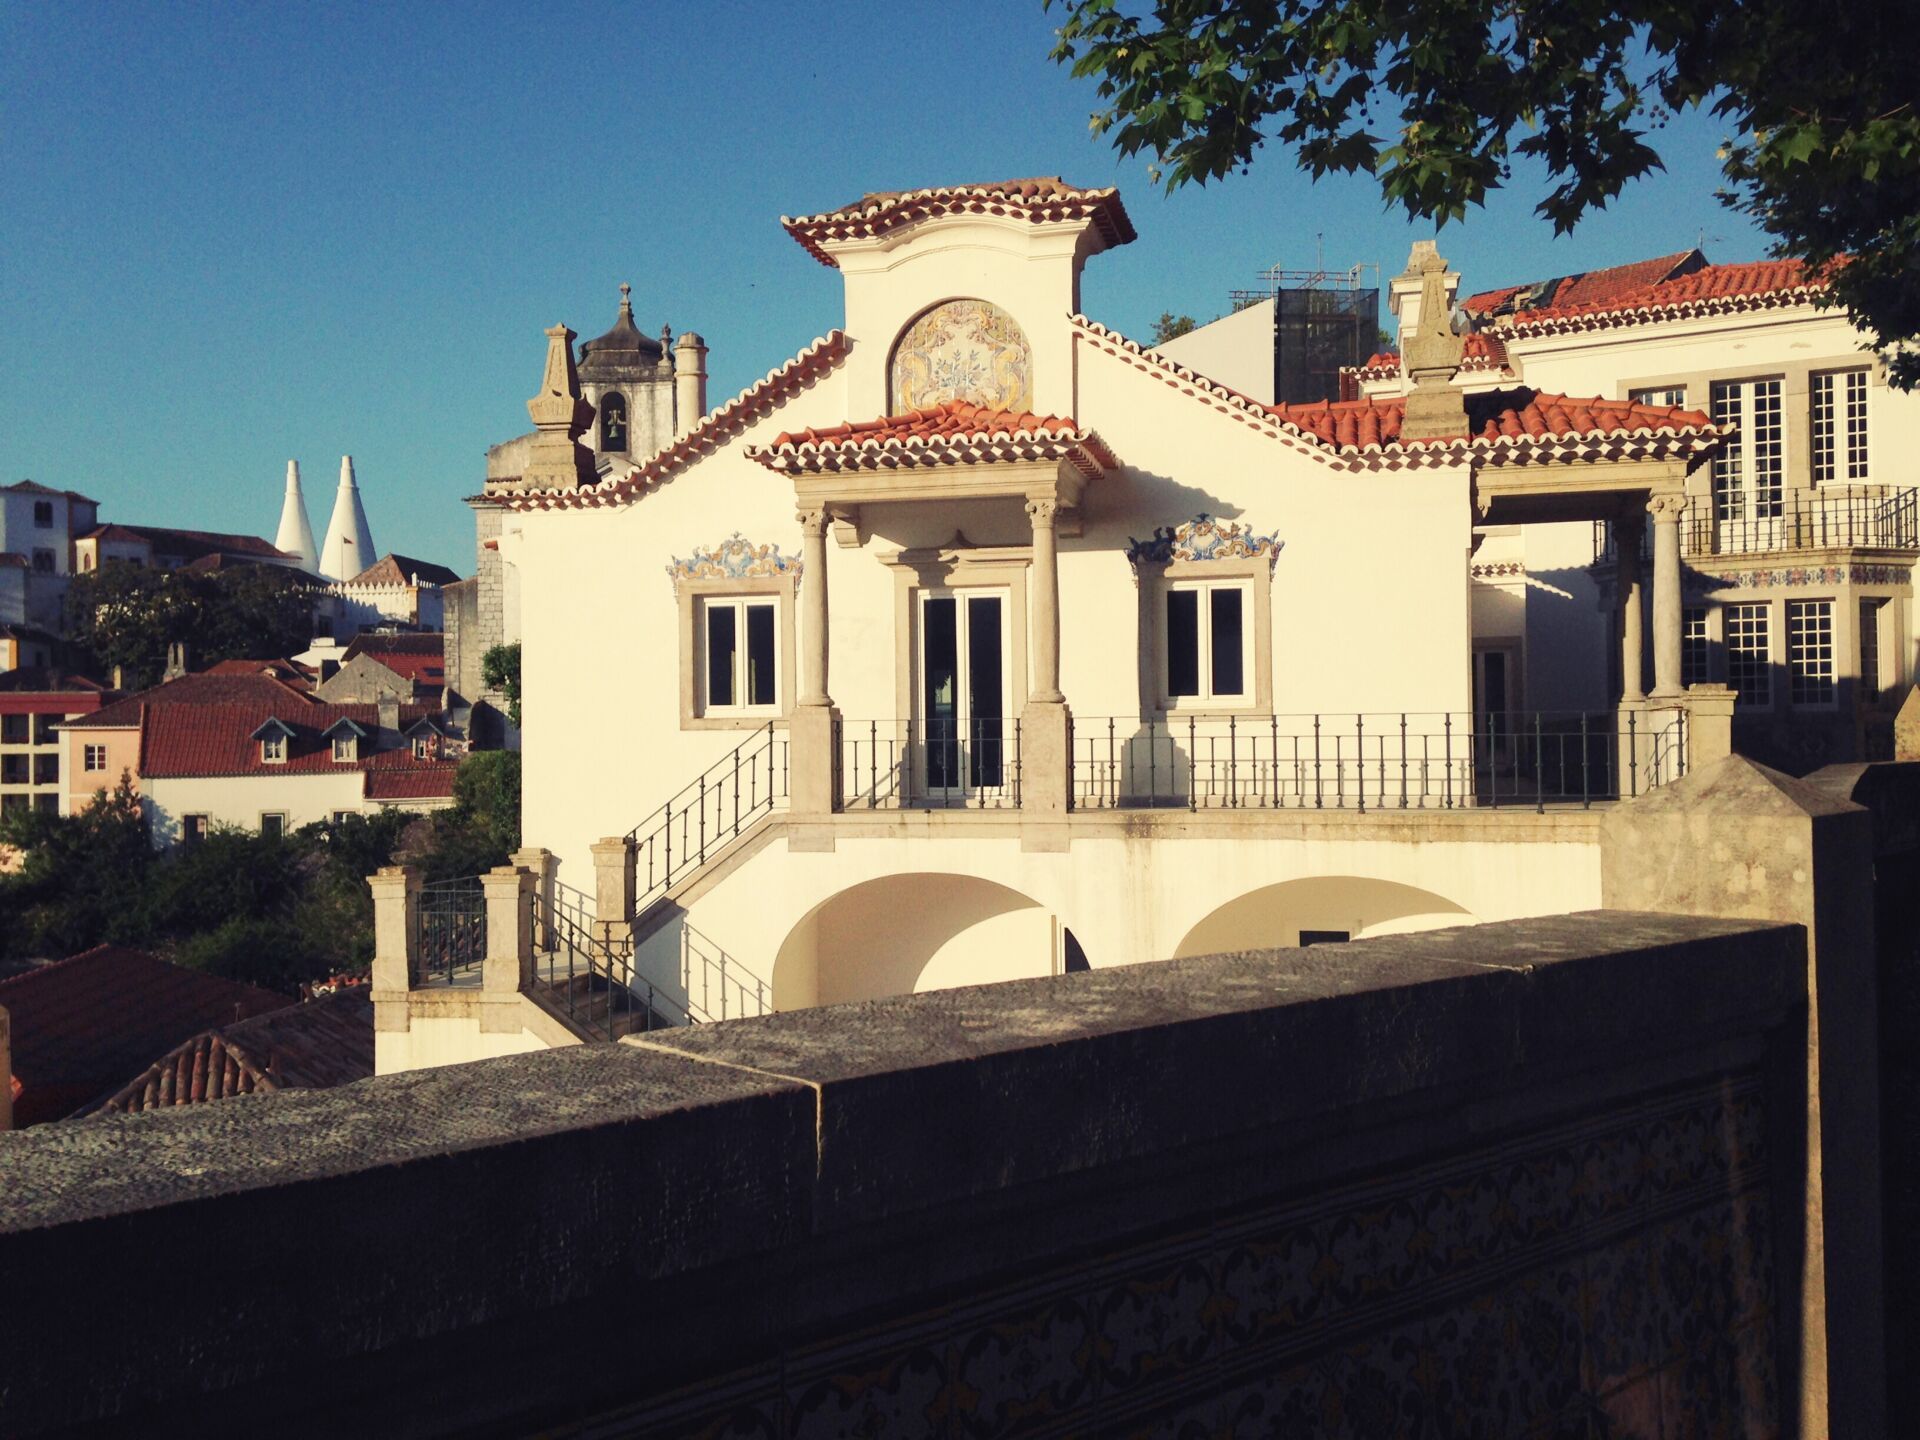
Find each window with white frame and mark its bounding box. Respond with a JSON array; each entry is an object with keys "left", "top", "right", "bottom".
[
  {"left": 700, "top": 597, "right": 778, "bottom": 713},
  {"left": 183, "top": 814, "right": 209, "bottom": 846},
  {"left": 1860, "top": 598, "right": 1885, "bottom": 702},
  {"left": 331, "top": 734, "right": 358, "bottom": 762},
  {"left": 412, "top": 734, "right": 434, "bottom": 759},
  {"left": 1163, "top": 580, "right": 1249, "bottom": 705},
  {"left": 1811, "top": 369, "right": 1870, "bottom": 484},
  {"left": 83, "top": 743, "right": 107, "bottom": 772},
  {"left": 1681, "top": 607, "right": 1710, "bottom": 687},
  {"left": 1726, "top": 603, "right": 1771, "bottom": 705},
  {"left": 1787, "top": 600, "right": 1835, "bottom": 705},
  {"left": 1629, "top": 385, "right": 1688, "bottom": 408},
  {"left": 260, "top": 734, "right": 286, "bottom": 764},
  {"left": 260, "top": 812, "right": 286, "bottom": 839},
  {"left": 1710, "top": 379, "right": 1784, "bottom": 520}
]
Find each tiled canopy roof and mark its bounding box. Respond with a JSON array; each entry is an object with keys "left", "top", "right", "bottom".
[
  {"left": 749, "top": 400, "right": 1117, "bottom": 479},
  {"left": 0, "top": 945, "right": 293, "bottom": 1128},
  {"left": 782, "top": 178, "right": 1137, "bottom": 268},
  {"left": 1266, "top": 387, "right": 1715, "bottom": 454}
]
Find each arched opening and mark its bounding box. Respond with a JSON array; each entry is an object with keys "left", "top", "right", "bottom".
[
  {"left": 889, "top": 298, "right": 1033, "bottom": 414},
  {"left": 772, "top": 873, "right": 1053, "bottom": 1010},
  {"left": 598, "top": 389, "right": 629, "bottom": 452},
  {"left": 1174, "top": 877, "right": 1473, "bottom": 959}
]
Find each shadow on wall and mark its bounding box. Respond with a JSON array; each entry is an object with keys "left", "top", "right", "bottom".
[
  {"left": 1174, "top": 875, "right": 1472, "bottom": 958},
  {"left": 773, "top": 872, "right": 1055, "bottom": 1010}
]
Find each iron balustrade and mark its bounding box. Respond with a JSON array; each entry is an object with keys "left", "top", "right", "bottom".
[
  {"left": 625, "top": 721, "right": 788, "bottom": 913},
  {"left": 837, "top": 717, "right": 1022, "bottom": 810},
  {"left": 534, "top": 881, "right": 691, "bottom": 1041},
  {"left": 681, "top": 922, "right": 771, "bottom": 1022},
  {"left": 1068, "top": 711, "right": 1687, "bottom": 814},
  {"left": 413, "top": 876, "right": 485, "bottom": 984},
  {"left": 1593, "top": 486, "right": 1919, "bottom": 563}
]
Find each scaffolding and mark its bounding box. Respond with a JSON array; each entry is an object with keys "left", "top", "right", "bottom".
[{"left": 1230, "top": 263, "right": 1381, "bottom": 406}]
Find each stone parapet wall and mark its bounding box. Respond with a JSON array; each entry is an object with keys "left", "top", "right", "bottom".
[{"left": 0, "top": 912, "right": 1805, "bottom": 1437}]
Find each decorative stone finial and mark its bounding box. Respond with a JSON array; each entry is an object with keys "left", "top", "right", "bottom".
[
  {"left": 520, "top": 323, "right": 596, "bottom": 491},
  {"left": 1398, "top": 244, "right": 1470, "bottom": 442}
]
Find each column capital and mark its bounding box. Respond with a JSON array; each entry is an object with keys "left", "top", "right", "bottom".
[
  {"left": 1024, "top": 496, "right": 1061, "bottom": 527},
  {"left": 796, "top": 507, "right": 830, "bottom": 538},
  {"left": 1646, "top": 493, "right": 1688, "bottom": 522}
]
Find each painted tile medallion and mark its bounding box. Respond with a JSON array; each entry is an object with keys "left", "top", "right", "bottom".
[{"left": 890, "top": 299, "right": 1034, "bottom": 414}]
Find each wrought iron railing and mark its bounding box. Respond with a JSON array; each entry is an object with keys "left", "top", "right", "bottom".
[
  {"left": 1593, "top": 486, "right": 1919, "bottom": 562},
  {"left": 837, "top": 717, "right": 1022, "bottom": 810},
  {"left": 681, "top": 922, "right": 771, "bottom": 1022},
  {"left": 413, "top": 876, "right": 485, "bottom": 983},
  {"left": 625, "top": 721, "right": 788, "bottom": 912},
  {"left": 533, "top": 881, "right": 690, "bottom": 1041},
  {"left": 1068, "top": 710, "right": 1687, "bottom": 813}
]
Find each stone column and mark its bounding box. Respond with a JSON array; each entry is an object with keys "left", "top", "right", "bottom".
[
  {"left": 591, "top": 836, "right": 636, "bottom": 946},
  {"left": 1028, "top": 497, "right": 1064, "bottom": 704},
  {"left": 791, "top": 506, "right": 840, "bottom": 815},
  {"left": 1617, "top": 512, "right": 1646, "bottom": 703},
  {"left": 510, "top": 845, "right": 555, "bottom": 951},
  {"left": 482, "top": 865, "right": 534, "bottom": 994},
  {"left": 368, "top": 865, "right": 421, "bottom": 992},
  {"left": 1649, "top": 493, "right": 1686, "bottom": 698}
]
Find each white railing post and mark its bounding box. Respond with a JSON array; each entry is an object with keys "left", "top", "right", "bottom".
[
  {"left": 510, "top": 845, "right": 555, "bottom": 950},
  {"left": 591, "top": 835, "right": 636, "bottom": 950},
  {"left": 368, "top": 865, "right": 421, "bottom": 992},
  {"left": 482, "top": 865, "right": 534, "bottom": 994}
]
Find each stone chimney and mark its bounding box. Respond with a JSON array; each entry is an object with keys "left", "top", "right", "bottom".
[
  {"left": 376, "top": 692, "right": 400, "bottom": 742},
  {"left": 1395, "top": 243, "right": 1469, "bottom": 442},
  {"left": 163, "top": 641, "right": 189, "bottom": 681},
  {"left": 519, "top": 324, "right": 596, "bottom": 491},
  {"left": 674, "top": 331, "right": 709, "bottom": 438}
]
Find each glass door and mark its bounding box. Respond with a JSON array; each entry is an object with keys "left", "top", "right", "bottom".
[{"left": 918, "top": 590, "right": 1008, "bottom": 803}]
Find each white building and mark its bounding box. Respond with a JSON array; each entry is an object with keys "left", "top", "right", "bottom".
[
  {"left": 0, "top": 480, "right": 101, "bottom": 635},
  {"left": 381, "top": 177, "right": 1752, "bottom": 1072}
]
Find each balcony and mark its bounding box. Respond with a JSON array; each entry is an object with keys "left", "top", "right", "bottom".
[{"left": 1594, "top": 486, "right": 1919, "bottom": 563}]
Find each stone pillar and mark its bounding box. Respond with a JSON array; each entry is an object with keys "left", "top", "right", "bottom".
[
  {"left": 368, "top": 865, "right": 421, "bottom": 992},
  {"left": 0, "top": 1004, "right": 12, "bottom": 1132},
  {"left": 1027, "top": 497, "right": 1064, "bottom": 704},
  {"left": 481, "top": 865, "right": 534, "bottom": 994},
  {"left": 1683, "top": 683, "right": 1737, "bottom": 766},
  {"left": 1649, "top": 493, "right": 1686, "bottom": 698},
  {"left": 674, "top": 331, "right": 709, "bottom": 438},
  {"left": 511, "top": 845, "right": 555, "bottom": 951},
  {"left": 1601, "top": 756, "right": 1884, "bottom": 1439},
  {"left": 791, "top": 507, "right": 840, "bottom": 816},
  {"left": 1617, "top": 512, "right": 1646, "bottom": 702},
  {"left": 591, "top": 836, "right": 636, "bottom": 945}
]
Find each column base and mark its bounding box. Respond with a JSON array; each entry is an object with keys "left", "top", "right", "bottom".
[
  {"left": 1021, "top": 700, "right": 1072, "bottom": 815},
  {"left": 790, "top": 703, "right": 841, "bottom": 816}
]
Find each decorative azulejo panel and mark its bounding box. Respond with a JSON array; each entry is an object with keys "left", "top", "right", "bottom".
[
  {"left": 667, "top": 535, "right": 803, "bottom": 583},
  {"left": 890, "top": 299, "right": 1033, "bottom": 414},
  {"left": 1126, "top": 515, "right": 1284, "bottom": 569}
]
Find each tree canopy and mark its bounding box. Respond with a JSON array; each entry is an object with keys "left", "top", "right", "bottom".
[
  {"left": 62, "top": 562, "right": 317, "bottom": 688},
  {"left": 1048, "top": 0, "right": 1920, "bottom": 386}
]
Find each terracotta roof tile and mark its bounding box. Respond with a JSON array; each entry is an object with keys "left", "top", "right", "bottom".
[
  {"left": 751, "top": 399, "right": 1117, "bottom": 478},
  {"left": 345, "top": 553, "right": 461, "bottom": 588},
  {"left": 137, "top": 699, "right": 450, "bottom": 780},
  {"left": 1464, "top": 251, "right": 1702, "bottom": 315},
  {"left": 65, "top": 671, "right": 320, "bottom": 729},
  {"left": 1352, "top": 331, "right": 1510, "bottom": 378},
  {"left": 0, "top": 946, "right": 294, "bottom": 1127},
  {"left": 1467, "top": 253, "right": 1831, "bottom": 335},
  {"left": 782, "top": 178, "right": 1136, "bottom": 268},
  {"left": 339, "top": 633, "right": 445, "bottom": 685},
  {"left": 1265, "top": 386, "right": 1715, "bottom": 452}
]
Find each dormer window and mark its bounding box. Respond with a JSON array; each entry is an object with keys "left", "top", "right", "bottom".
[
  {"left": 403, "top": 717, "right": 443, "bottom": 761},
  {"left": 251, "top": 718, "right": 295, "bottom": 765},
  {"left": 411, "top": 735, "right": 434, "bottom": 760},
  {"left": 333, "top": 735, "right": 357, "bottom": 763}
]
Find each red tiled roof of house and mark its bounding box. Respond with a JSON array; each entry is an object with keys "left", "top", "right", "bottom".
[
  {"left": 1466, "top": 254, "right": 1832, "bottom": 336},
  {"left": 339, "top": 633, "right": 445, "bottom": 685},
  {"left": 3, "top": 479, "right": 98, "bottom": 505},
  {"left": 0, "top": 945, "right": 294, "bottom": 1127},
  {"left": 78, "top": 524, "right": 293, "bottom": 563},
  {"left": 751, "top": 400, "right": 1117, "bottom": 479},
  {"left": 0, "top": 670, "right": 110, "bottom": 696},
  {"left": 202, "top": 658, "right": 317, "bottom": 689},
  {"left": 1265, "top": 387, "right": 1714, "bottom": 452},
  {"left": 1464, "top": 250, "right": 1703, "bottom": 316},
  {"left": 138, "top": 699, "right": 447, "bottom": 779},
  {"left": 363, "top": 765, "right": 459, "bottom": 801},
  {"left": 1351, "top": 331, "right": 1510, "bottom": 379},
  {"left": 85, "top": 987, "right": 374, "bottom": 1116},
  {"left": 345, "top": 553, "right": 461, "bottom": 588},
  {"left": 65, "top": 671, "right": 319, "bottom": 729},
  {"left": 782, "top": 178, "right": 1136, "bottom": 268}
]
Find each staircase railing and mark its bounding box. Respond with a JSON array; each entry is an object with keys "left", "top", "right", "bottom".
[
  {"left": 625, "top": 721, "right": 789, "bottom": 916},
  {"left": 535, "top": 880, "right": 690, "bottom": 1042},
  {"left": 681, "top": 922, "right": 771, "bottom": 1022}
]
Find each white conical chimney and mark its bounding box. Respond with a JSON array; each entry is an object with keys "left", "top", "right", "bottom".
[
  {"left": 274, "top": 460, "right": 319, "bottom": 572},
  {"left": 319, "top": 455, "right": 377, "bottom": 582}
]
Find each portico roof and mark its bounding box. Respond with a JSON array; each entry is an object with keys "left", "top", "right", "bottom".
[
  {"left": 782, "top": 178, "right": 1136, "bottom": 268},
  {"left": 749, "top": 401, "right": 1117, "bottom": 481}
]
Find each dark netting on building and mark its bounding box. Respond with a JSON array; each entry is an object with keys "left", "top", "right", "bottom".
[{"left": 1274, "top": 283, "right": 1379, "bottom": 405}]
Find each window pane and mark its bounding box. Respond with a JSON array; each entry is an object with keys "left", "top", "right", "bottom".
[
  {"left": 706, "top": 604, "right": 737, "bottom": 708},
  {"left": 1166, "top": 590, "right": 1199, "bottom": 697},
  {"left": 745, "top": 603, "right": 776, "bottom": 706},
  {"left": 1682, "top": 607, "right": 1710, "bottom": 687},
  {"left": 1788, "top": 600, "right": 1834, "bottom": 705},
  {"left": 1209, "top": 588, "right": 1244, "bottom": 696},
  {"left": 262, "top": 814, "right": 284, "bottom": 838},
  {"left": 967, "top": 595, "right": 1004, "bottom": 788},
  {"left": 1710, "top": 382, "right": 1743, "bottom": 520},
  {"left": 1726, "top": 603, "right": 1771, "bottom": 706},
  {"left": 1752, "top": 380, "right": 1783, "bottom": 516},
  {"left": 923, "top": 597, "right": 958, "bottom": 786}
]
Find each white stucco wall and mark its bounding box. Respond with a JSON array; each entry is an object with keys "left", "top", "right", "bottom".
[
  {"left": 145, "top": 771, "right": 369, "bottom": 846},
  {"left": 1155, "top": 299, "right": 1277, "bottom": 403}
]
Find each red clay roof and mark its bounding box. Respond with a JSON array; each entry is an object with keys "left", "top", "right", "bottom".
[
  {"left": 1266, "top": 387, "right": 1713, "bottom": 452},
  {"left": 1467, "top": 254, "right": 1831, "bottom": 335},
  {"left": 1353, "top": 330, "right": 1510, "bottom": 377},
  {"left": 753, "top": 400, "right": 1117, "bottom": 478},
  {"left": 78, "top": 524, "right": 292, "bottom": 562},
  {"left": 202, "top": 658, "right": 317, "bottom": 690},
  {"left": 138, "top": 699, "right": 448, "bottom": 780},
  {"left": 1465, "top": 251, "right": 1702, "bottom": 316},
  {"left": 769, "top": 401, "right": 1084, "bottom": 449},
  {"left": 85, "top": 988, "right": 374, "bottom": 1116},
  {"left": 782, "top": 178, "right": 1136, "bottom": 268},
  {"left": 0, "top": 945, "right": 294, "bottom": 1127},
  {"left": 346, "top": 553, "right": 461, "bottom": 588},
  {"left": 66, "top": 671, "right": 319, "bottom": 729},
  {"left": 363, "top": 765, "right": 459, "bottom": 800},
  {"left": 339, "top": 633, "right": 445, "bottom": 685},
  {"left": 3, "top": 479, "right": 98, "bottom": 505}
]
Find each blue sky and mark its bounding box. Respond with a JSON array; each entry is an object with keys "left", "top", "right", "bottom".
[{"left": 0, "top": 1, "right": 1767, "bottom": 573}]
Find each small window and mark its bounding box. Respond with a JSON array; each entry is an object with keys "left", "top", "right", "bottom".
[
  {"left": 331, "top": 809, "right": 354, "bottom": 825},
  {"left": 183, "top": 814, "right": 209, "bottom": 846},
  {"left": 1629, "top": 385, "right": 1687, "bottom": 408},
  {"left": 33, "top": 793, "right": 58, "bottom": 815},
  {"left": 1164, "top": 581, "right": 1249, "bottom": 705},
  {"left": 261, "top": 734, "right": 287, "bottom": 764},
  {"left": 411, "top": 734, "right": 435, "bottom": 760},
  {"left": 1861, "top": 599, "right": 1885, "bottom": 702},
  {"left": 33, "top": 714, "right": 58, "bottom": 745},
  {"left": 599, "top": 390, "right": 629, "bottom": 453},
  {"left": 1811, "top": 369, "right": 1870, "bottom": 484},
  {"left": 1681, "top": 607, "right": 1710, "bottom": 687},
  {"left": 1726, "top": 603, "right": 1771, "bottom": 706},
  {"left": 332, "top": 735, "right": 358, "bottom": 762},
  {"left": 33, "top": 753, "right": 57, "bottom": 785},
  {"left": 31, "top": 548, "right": 55, "bottom": 573},
  {"left": 0, "top": 714, "right": 26, "bottom": 744},
  {"left": 33, "top": 500, "right": 53, "bottom": 528},
  {"left": 702, "top": 598, "right": 778, "bottom": 713},
  {"left": 0, "top": 755, "right": 26, "bottom": 785},
  {"left": 1788, "top": 600, "right": 1835, "bottom": 706},
  {"left": 0, "top": 794, "right": 23, "bottom": 814},
  {"left": 260, "top": 812, "right": 286, "bottom": 839},
  {"left": 1299, "top": 930, "right": 1351, "bottom": 946},
  {"left": 83, "top": 743, "right": 108, "bottom": 772}
]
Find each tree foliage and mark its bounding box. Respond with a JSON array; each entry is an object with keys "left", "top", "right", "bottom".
[
  {"left": 1048, "top": 0, "right": 1920, "bottom": 386},
  {"left": 62, "top": 563, "right": 317, "bottom": 688},
  {"left": 1151, "top": 311, "right": 1201, "bottom": 343},
  {"left": 483, "top": 641, "right": 522, "bottom": 728}
]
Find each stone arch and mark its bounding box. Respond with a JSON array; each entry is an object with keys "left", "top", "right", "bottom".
[
  {"left": 772, "top": 872, "right": 1053, "bottom": 1010},
  {"left": 889, "top": 298, "right": 1034, "bottom": 414},
  {"left": 1173, "top": 876, "right": 1473, "bottom": 959}
]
